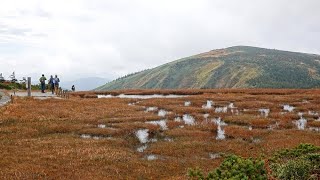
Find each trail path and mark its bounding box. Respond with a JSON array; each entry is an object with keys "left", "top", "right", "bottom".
[
  {"left": 9, "top": 91, "right": 61, "bottom": 100},
  {"left": 0, "top": 91, "right": 10, "bottom": 107},
  {"left": 1, "top": 90, "right": 62, "bottom": 107}
]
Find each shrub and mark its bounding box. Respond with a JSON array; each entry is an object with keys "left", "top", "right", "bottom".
[
  {"left": 0, "top": 83, "right": 11, "bottom": 90},
  {"left": 270, "top": 144, "right": 320, "bottom": 180},
  {"left": 272, "top": 159, "right": 312, "bottom": 180},
  {"left": 188, "top": 155, "right": 267, "bottom": 180}
]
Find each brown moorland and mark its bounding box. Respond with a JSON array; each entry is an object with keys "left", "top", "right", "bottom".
[{"left": 1, "top": 89, "right": 320, "bottom": 179}]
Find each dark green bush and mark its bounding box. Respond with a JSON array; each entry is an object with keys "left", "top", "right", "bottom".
[
  {"left": 188, "top": 155, "right": 267, "bottom": 180},
  {"left": 0, "top": 83, "right": 12, "bottom": 90},
  {"left": 0, "top": 82, "right": 27, "bottom": 90}
]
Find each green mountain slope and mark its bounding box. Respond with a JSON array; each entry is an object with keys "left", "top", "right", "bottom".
[{"left": 96, "top": 46, "right": 320, "bottom": 90}]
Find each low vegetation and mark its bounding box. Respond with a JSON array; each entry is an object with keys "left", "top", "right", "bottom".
[
  {"left": 0, "top": 82, "right": 41, "bottom": 91},
  {"left": 188, "top": 144, "right": 320, "bottom": 180},
  {"left": 270, "top": 144, "right": 320, "bottom": 180},
  {"left": 188, "top": 155, "right": 267, "bottom": 180},
  {"left": 0, "top": 89, "right": 320, "bottom": 179}
]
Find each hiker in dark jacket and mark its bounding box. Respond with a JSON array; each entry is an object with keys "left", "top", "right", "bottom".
[
  {"left": 39, "top": 74, "right": 47, "bottom": 93},
  {"left": 48, "top": 75, "right": 55, "bottom": 94},
  {"left": 54, "top": 75, "right": 60, "bottom": 95}
]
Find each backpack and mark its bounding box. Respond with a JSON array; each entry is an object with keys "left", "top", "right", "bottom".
[
  {"left": 54, "top": 78, "right": 60, "bottom": 85},
  {"left": 39, "top": 77, "right": 45, "bottom": 83}
]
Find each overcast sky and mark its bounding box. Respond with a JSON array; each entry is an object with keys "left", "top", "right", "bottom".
[{"left": 0, "top": 0, "right": 319, "bottom": 82}]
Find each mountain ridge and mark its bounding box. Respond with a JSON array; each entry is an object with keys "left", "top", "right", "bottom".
[
  {"left": 61, "top": 77, "right": 109, "bottom": 91},
  {"left": 96, "top": 46, "right": 320, "bottom": 90}
]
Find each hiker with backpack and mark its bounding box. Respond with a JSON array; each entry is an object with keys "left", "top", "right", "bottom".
[
  {"left": 54, "top": 75, "right": 60, "bottom": 95},
  {"left": 39, "top": 74, "right": 47, "bottom": 93},
  {"left": 48, "top": 75, "right": 55, "bottom": 94}
]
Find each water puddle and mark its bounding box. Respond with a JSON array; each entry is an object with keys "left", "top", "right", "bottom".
[
  {"left": 164, "top": 137, "right": 174, "bottom": 142},
  {"left": 174, "top": 117, "right": 182, "bottom": 122},
  {"left": 231, "top": 109, "right": 239, "bottom": 115},
  {"left": 135, "top": 129, "right": 149, "bottom": 143},
  {"left": 283, "top": 105, "right": 295, "bottom": 112},
  {"left": 259, "top": 109, "right": 270, "bottom": 117},
  {"left": 215, "top": 106, "right": 228, "bottom": 113},
  {"left": 145, "top": 154, "right": 158, "bottom": 161},
  {"left": 308, "top": 111, "right": 319, "bottom": 116},
  {"left": 183, "top": 114, "right": 196, "bottom": 125},
  {"left": 212, "top": 118, "right": 227, "bottom": 140},
  {"left": 184, "top": 101, "right": 191, "bottom": 106},
  {"left": 146, "top": 120, "right": 168, "bottom": 130},
  {"left": 80, "top": 134, "right": 110, "bottom": 140},
  {"left": 294, "top": 117, "right": 307, "bottom": 130},
  {"left": 203, "top": 114, "right": 210, "bottom": 120},
  {"left": 149, "top": 138, "right": 158, "bottom": 143},
  {"left": 97, "top": 124, "right": 106, "bottom": 128},
  {"left": 97, "top": 94, "right": 113, "bottom": 98},
  {"left": 309, "top": 127, "right": 320, "bottom": 132},
  {"left": 137, "top": 144, "right": 148, "bottom": 153},
  {"left": 158, "top": 109, "right": 168, "bottom": 117},
  {"left": 92, "top": 136, "right": 102, "bottom": 140},
  {"left": 98, "top": 94, "right": 188, "bottom": 99},
  {"left": 268, "top": 122, "right": 279, "bottom": 130},
  {"left": 209, "top": 153, "right": 221, "bottom": 159},
  {"left": 252, "top": 137, "right": 262, "bottom": 143},
  {"left": 202, "top": 100, "right": 214, "bottom": 109},
  {"left": 145, "top": 107, "right": 158, "bottom": 112},
  {"left": 228, "top": 103, "right": 235, "bottom": 109},
  {"left": 97, "top": 124, "right": 117, "bottom": 130},
  {"left": 302, "top": 100, "right": 310, "bottom": 104},
  {"left": 80, "top": 134, "right": 92, "bottom": 139}
]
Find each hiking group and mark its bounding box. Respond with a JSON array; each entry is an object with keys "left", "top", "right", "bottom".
[{"left": 39, "top": 74, "right": 60, "bottom": 94}]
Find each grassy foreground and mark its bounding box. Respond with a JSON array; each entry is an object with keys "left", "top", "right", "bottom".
[{"left": 0, "top": 89, "right": 320, "bottom": 179}]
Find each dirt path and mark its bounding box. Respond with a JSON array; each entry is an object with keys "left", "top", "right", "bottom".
[{"left": 0, "top": 91, "right": 10, "bottom": 107}]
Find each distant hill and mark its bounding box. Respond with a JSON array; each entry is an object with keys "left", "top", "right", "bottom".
[
  {"left": 61, "top": 77, "right": 109, "bottom": 91},
  {"left": 96, "top": 46, "right": 320, "bottom": 90}
]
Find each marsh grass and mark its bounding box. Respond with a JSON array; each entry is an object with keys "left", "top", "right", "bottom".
[{"left": 1, "top": 89, "right": 320, "bottom": 178}]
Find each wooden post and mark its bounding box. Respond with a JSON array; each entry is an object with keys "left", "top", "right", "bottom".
[{"left": 27, "top": 77, "right": 31, "bottom": 97}]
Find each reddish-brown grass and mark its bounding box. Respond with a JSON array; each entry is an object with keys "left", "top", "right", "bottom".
[{"left": 1, "top": 89, "right": 320, "bottom": 179}]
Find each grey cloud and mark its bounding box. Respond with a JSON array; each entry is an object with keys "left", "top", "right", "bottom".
[
  {"left": 18, "top": 8, "right": 51, "bottom": 18},
  {"left": 1, "top": 0, "right": 320, "bottom": 82},
  {"left": 34, "top": 8, "right": 51, "bottom": 18},
  {"left": 0, "top": 23, "right": 32, "bottom": 37}
]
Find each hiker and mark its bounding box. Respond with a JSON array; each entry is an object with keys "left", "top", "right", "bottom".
[
  {"left": 48, "top": 75, "right": 55, "bottom": 94},
  {"left": 39, "top": 74, "right": 47, "bottom": 93},
  {"left": 71, "top": 85, "right": 75, "bottom": 92},
  {"left": 54, "top": 75, "right": 60, "bottom": 95}
]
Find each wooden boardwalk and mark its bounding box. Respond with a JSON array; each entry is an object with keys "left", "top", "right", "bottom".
[{"left": 9, "top": 91, "right": 63, "bottom": 100}]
